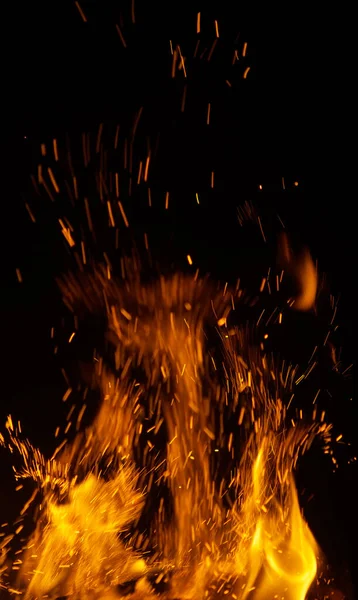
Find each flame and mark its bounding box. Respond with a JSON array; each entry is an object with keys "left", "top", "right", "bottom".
[
  {"left": 278, "top": 232, "right": 317, "bottom": 311},
  {"left": 239, "top": 446, "right": 317, "bottom": 600},
  {"left": 1, "top": 272, "right": 327, "bottom": 598}
]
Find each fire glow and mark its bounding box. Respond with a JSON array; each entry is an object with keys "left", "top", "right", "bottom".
[{"left": 1, "top": 264, "right": 338, "bottom": 599}]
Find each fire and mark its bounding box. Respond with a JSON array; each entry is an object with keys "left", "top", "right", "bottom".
[
  {"left": 277, "top": 232, "right": 317, "bottom": 311},
  {"left": 1, "top": 271, "right": 330, "bottom": 599},
  {"left": 238, "top": 447, "right": 317, "bottom": 600}
]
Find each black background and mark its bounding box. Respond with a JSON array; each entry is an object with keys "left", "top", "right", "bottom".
[{"left": 1, "top": 1, "right": 356, "bottom": 597}]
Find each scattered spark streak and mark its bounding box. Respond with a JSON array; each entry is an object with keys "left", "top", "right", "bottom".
[
  {"left": 181, "top": 84, "right": 187, "bottom": 112},
  {"left": 243, "top": 66, "right": 251, "bottom": 79},
  {"left": 53, "top": 139, "right": 59, "bottom": 161},
  {"left": 62, "top": 388, "right": 72, "bottom": 402},
  {"left": 75, "top": 1, "right": 87, "bottom": 22},
  {"left": 81, "top": 241, "right": 87, "bottom": 265},
  {"left": 165, "top": 191, "right": 169, "bottom": 209},
  {"left": 59, "top": 219, "right": 75, "bottom": 247},
  {"left": 187, "top": 255, "right": 193, "bottom": 265},
  {"left": 211, "top": 171, "right": 215, "bottom": 188},
  {"left": 197, "top": 12, "right": 200, "bottom": 34},
  {"left": 207, "top": 39, "right": 218, "bottom": 61},
  {"left": 132, "top": 107, "right": 143, "bottom": 139},
  {"left": 120, "top": 308, "right": 132, "bottom": 321},
  {"left": 196, "top": 192, "right": 200, "bottom": 204},
  {"left": 50, "top": 438, "right": 67, "bottom": 460},
  {"left": 76, "top": 404, "right": 87, "bottom": 430},
  {"left": 96, "top": 123, "right": 103, "bottom": 153},
  {"left": 84, "top": 197, "right": 94, "bottom": 232},
  {"left": 144, "top": 155, "right": 150, "bottom": 181},
  {"left": 242, "top": 42, "right": 248, "bottom": 56},
  {"left": 107, "top": 200, "right": 116, "bottom": 227},
  {"left": 115, "top": 23, "right": 127, "bottom": 48},
  {"left": 131, "top": 0, "right": 135, "bottom": 23},
  {"left": 207, "top": 103, "right": 211, "bottom": 125},
  {"left": 193, "top": 39, "right": 200, "bottom": 57},
  {"left": 214, "top": 20, "right": 219, "bottom": 37},
  {"left": 15, "top": 269, "right": 22, "bottom": 283},
  {"left": 72, "top": 176, "right": 78, "bottom": 200},
  {"left": 118, "top": 201, "right": 129, "bottom": 227},
  {"left": 42, "top": 178, "right": 55, "bottom": 202},
  {"left": 82, "top": 133, "right": 88, "bottom": 167},
  {"left": 171, "top": 48, "right": 178, "bottom": 77},
  {"left": 114, "top": 125, "right": 120, "bottom": 149},
  {"left": 68, "top": 332, "right": 76, "bottom": 343},
  {"left": 257, "top": 216, "right": 266, "bottom": 242},
  {"left": 177, "top": 45, "right": 187, "bottom": 77}
]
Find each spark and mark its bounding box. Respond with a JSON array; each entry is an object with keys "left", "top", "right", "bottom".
[
  {"left": 207, "top": 103, "right": 211, "bottom": 125},
  {"left": 207, "top": 39, "right": 218, "bottom": 61},
  {"left": 131, "top": 0, "right": 135, "bottom": 23},
  {"left": 118, "top": 201, "right": 129, "bottom": 227},
  {"left": 75, "top": 1, "right": 87, "bottom": 22},
  {"left": 107, "top": 200, "right": 116, "bottom": 227},
  {"left": 53, "top": 139, "right": 59, "bottom": 161},
  {"left": 171, "top": 48, "right": 178, "bottom": 77},
  {"left": 114, "top": 125, "right": 120, "bottom": 149},
  {"left": 177, "top": 45, "right": 187, "bottom": 77},
  {"left": 144, "top": 155, "right": 150, "bottom": 181},
  {"left": 181, "top": 84, "right": 187, "bottom": 112},
  {"left": 115, "top": 24, "right": 127, "bottom": 48},
  {"left": 257, "top": 216, "right": 266, "bottom": 242}
]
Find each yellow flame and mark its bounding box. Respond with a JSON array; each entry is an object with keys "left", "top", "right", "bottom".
[{"left": 242, "top": 451, "right": 317, "bottom": 600}]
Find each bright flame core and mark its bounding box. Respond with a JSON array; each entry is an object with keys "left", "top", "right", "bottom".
[{"left": 1, "top": 271, "right": 326, "bottom": 599}]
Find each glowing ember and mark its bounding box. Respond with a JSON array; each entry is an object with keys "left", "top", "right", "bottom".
[{"left": 1, "top": 270, "right": 334, "bottom": 599}]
